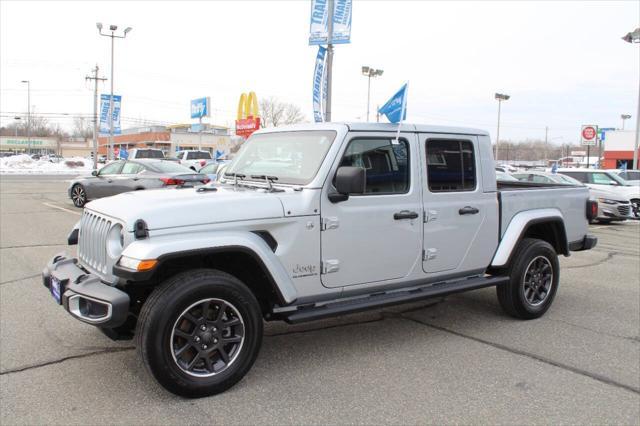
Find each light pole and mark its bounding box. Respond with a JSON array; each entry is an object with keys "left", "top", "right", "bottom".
[
  {"left": 361, "top": 66, "right": 383, "bottom": 122},
  {"left": 20, "top": 80, "right": 30, "bottom": 154},
  {"left": 97, "top": 23, "right": 132, "bottom": 161},
  {"left": 621, "top": 114, "right": 631, "bottom": 130},
  {"left": 494, "top": 93, "right": 510, "bottom": 162},
  {"left": 13, "top": 116, "right": 21, "bottom": 138},
  {"left": 622, "top": 27, "right": 639, "bottom": 169}
]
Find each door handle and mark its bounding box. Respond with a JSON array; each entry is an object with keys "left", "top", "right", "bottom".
[
  {"left": 394, "top": 210, "right": 419, "bottom": 220},
  {"left": 133, "top": 178, "right": 139, "bottom": 181},
  {"left": 107, "top": 179, "right": 113, "bottom": 183},
  {"left": 459, "top": 206, "right": 479, "bottom": 215}
]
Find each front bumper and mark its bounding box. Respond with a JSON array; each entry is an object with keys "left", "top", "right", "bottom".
[{"left": 42, "top": 253, "right": 130, "bottom": 328}]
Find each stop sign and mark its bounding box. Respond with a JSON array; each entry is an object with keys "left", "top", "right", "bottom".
[
  {"left": 581, "top": 124, "right": 598, "bottom": 146},
  {"left": 582, "top": 126, "right": 596, "bottom": 140}
]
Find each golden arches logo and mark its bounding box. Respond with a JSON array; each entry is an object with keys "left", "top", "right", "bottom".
[{"left": 237, "top": 92, "right": 259, "bottom": 120}]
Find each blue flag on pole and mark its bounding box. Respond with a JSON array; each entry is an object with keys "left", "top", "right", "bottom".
[
  {"left": 551, "top": 162, "right": 558, "bottom": 174},
  {"left": 378, "top": 83, "right": 408, "bottom": 124}
]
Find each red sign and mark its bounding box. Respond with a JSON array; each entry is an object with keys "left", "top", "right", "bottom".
[
  {"left": 235, "top": 116, "right": 261, "bottom": 138},
  {"left": 582, "top": 126, "right": 596, "bottom": 140}
]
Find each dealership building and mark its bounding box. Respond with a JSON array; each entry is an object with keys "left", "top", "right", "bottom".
[
  {"left": 602, "top": 130, "right": 639, "bottom": 169},
  {"left": 97, "top": 125, "right": 242, "bottom": 157}
]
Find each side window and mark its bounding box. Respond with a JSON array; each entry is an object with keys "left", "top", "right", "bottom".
[
  {"left": 99, "top": 161, "right": 123, "bottom": 175},
  {"left": 121, "top": 162, "right": 144, "bottom": 174},
  {"left": 426, "top": 139, "right": 476, "bottom": 192},
  {"left": 338, "top": 138, "right": 409, "bottom": 194},
  {"left": 563, "top": 171, "right": 587, "bottom": 183}
]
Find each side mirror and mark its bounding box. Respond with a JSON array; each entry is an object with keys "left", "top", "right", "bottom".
[
  {"left": 91, "top": 170, "right": 98, "bottom": 176},
  {"left": 329, "top": 166, "right": 365, "bottom": 203}
]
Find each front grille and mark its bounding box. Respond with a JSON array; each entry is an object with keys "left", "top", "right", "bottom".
[
  {"left": 617, "top": 205, "right": 630, "bottom": 217},
  {"left": 78, "top": 211, "right": 113, "bottom": 275}
]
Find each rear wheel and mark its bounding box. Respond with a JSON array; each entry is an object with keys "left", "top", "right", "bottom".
[
  {"left": 136, "top": 269, "right": 263, "bottom": 397},
  {"left": 496, "top": 238, "right": 559, "bottom": 319},
  {"left": 71, "top": 184, "right": 87, "bottom": 208}
]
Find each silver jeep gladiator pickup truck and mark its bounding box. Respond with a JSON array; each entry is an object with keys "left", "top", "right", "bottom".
[{"left": 43, "top": 123, "right": 597, "bottom": 397}]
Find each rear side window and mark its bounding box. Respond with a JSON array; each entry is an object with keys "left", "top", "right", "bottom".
[
  {"left": 426, "top": 139, "right": 476, "bottom": 192},
  {"left": 339, "top": 138, "right": 409, "bottom": 194},
  {"left": 590, "top": 173, "right": 617, "bottom": 185}
]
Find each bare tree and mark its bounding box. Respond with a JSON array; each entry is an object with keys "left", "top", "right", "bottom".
[
  {"left": 72, "top": 116, "right": 93, "bottom": 139},
  {"left": 259, "top": 97, "right": 305, "bottom": 128}
]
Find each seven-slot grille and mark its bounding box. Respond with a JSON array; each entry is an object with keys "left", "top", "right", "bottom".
[{"left": 78, "top": 211, "right": 113, "bottom": 274}]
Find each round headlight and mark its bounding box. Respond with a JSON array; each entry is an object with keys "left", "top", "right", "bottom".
[{"left": 107, "top": 224, "right": 124, "bottom": 258}]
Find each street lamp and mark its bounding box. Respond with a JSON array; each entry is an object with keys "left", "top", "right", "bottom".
[
  {"left": 97, "top": 22, "right": 132, "bottom": 160},
  {"left": 494, "top": 93, "right": 510, "bottom": 162},
  {"left": 621, "top": 114, "right": 631, "bottom": 130},
  {"left": 622, "top": 27, "right": 639, "bottom": 169},
  {"left": 13, "top": 116, "right": 21, "bottom": 138},
  {"left": 20, "top": 80, "right": 30, "bottom": 154},
  {"left": 361, "top": 66, "right": 383, "bottom": 122}
]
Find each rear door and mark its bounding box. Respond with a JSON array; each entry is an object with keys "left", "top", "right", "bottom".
[
  {"left": 114, "top": 161, "right": 145, "bottom": 192},
  {"left": 420, "top": 134, "right": 497, "bottom": 274},
  {"left": 320, "top": 132, "right": 422, "bottom": 288}
]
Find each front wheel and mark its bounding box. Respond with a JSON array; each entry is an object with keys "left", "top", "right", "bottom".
[
  {"left": 630, "top": 199, "right": 640, "bottom": 219},
  {"left": 71, "top": 184, "right": 87, "bottom": 208},
  {"left": 136, "top": 269, "right": 263, "bottom": 397},
  {"left": 496, "top": 238, "right": 559, "bottom": 320}
]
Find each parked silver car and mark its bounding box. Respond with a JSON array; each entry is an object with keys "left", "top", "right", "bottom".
[{"left": 68, "top": 160, "right": 210, "bottom": 207}]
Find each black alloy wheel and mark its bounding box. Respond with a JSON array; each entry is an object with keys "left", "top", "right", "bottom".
[
  {"left": 171, "top": 298, "right": 245, "bottom": 377},
  {"left": 71, "top": 184, "right": 87, "bottom": 208}
]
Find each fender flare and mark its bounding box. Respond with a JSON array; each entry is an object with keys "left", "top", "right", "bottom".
[
  {"left": 491, "top": 208, "right": 567, "bottom": 268},
  {"left": 116, "top": 231, "right": 297, "bottom": 304}
]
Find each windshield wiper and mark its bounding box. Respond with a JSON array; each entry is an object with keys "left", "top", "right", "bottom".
[{"left": 251, "top": 175, "right": 281, "bottom": 192}]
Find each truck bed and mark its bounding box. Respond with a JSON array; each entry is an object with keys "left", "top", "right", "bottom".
[{"left": 498, "top": 183, "right": 590, "bottom": 244}]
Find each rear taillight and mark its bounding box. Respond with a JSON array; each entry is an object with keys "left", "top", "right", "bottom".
[
  {"left": 160, "top": 177, "right": 185, "bottom": 186},
  {"left": 586, "top": 200, "right": 598, "bottom": 221},
  {"left": 200, "top": 160, "right": 207, "bottom": 167},
  {"left": 202, "top": 178, "right": 211, "bottom": 184}
]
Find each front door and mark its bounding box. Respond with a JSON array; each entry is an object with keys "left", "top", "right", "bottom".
[
  {"left": 320, "top": 133, "right": 422, "bottom": 288},
  {"left": 420, "top": 135, "right": 497, "bottom": 274},
  {"left": 89, "top": 161, "right": 123, "bottom": 198}
]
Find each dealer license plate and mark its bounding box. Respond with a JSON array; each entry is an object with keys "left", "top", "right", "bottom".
[{"left": 50, "top": 276, "right": 62, "bottom": 305}]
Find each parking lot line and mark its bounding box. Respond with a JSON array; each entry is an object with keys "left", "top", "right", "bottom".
[{"left": 42, "top": 202, "right": 81, "bottom": 216}]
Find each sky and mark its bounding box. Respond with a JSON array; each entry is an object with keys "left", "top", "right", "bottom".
[{"left": 0, "top": 0, "right": 638, "bottom": 145}]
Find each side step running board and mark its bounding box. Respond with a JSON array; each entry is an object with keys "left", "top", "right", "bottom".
[{"left": 282, "top": 275, "right": 509, "bottom": 324}]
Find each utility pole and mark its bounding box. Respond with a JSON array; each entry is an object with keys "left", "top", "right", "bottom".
[
  {"left": 325, "top": 0, "right": 334, "bottom": 122},
  {"left": 544, "top": 126, "right": 548, "bottom": 166},
  {"left": 20, "top": 81, "right": 30, "bottom": 154},
  {"left": 86, "top": 65, "right": 107, "bottom": 170}
]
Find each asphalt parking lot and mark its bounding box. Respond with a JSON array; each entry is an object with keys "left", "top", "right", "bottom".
[{"left": 0, "top": 174, "right": 639, "bottom": 425}]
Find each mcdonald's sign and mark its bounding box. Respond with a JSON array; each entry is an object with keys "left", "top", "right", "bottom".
[{"left": 235, "top": 92, "right": 261, "bottom": 138}]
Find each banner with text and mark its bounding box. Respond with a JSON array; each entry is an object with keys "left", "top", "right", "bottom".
[
  {"left": 312, "top": 46, "right": 327, "bottom": 122},
  {"left": 309, "top": 0, "right": 352, "bottom": 45},
  {"left": 99, "top": 94, "right": 122, "bottom": 135}
]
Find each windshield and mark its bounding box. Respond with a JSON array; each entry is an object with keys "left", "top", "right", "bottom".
[
  {"left": 145, "top": 161, "right": 195, "bottom": 173},
  {"left": 187, "top": 152, "right": 212, "bottom": 160},
  {"left": 605, "top": 172, "right": 629, "bottom": 186},
  {"left": 225, "top": 130, "right": 337, "bottom": 185}
]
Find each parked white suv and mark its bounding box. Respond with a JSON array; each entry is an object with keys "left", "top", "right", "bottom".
[
  {"left": 558, "top": 168, "right": 640, "bottom": 219},
  {"left": 175, "top": 150, "right": 212, "bottom": 170},
  {"left": 43, "top": 123, "right": 597, "bottom": 397}
]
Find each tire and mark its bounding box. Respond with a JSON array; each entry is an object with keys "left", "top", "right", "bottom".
[
  {"left": 70, "top": 184, "right": 87, "bottom": 208},
  {"left": 136, "top": 269, "right": 263, "bottom": 398},
  {"left": 630, "top": 199, "right": 640, "bottom": 219},
  {"left": 496, "top": 238, "right": 559, "bottom": 320}
]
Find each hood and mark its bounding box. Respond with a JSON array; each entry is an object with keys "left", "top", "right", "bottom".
[
  {"left": 589, "top": 187, "right": 631, "bottom": 202},
  {"left": 86, "top": 185, "right": 285, "bottom": 231}
]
